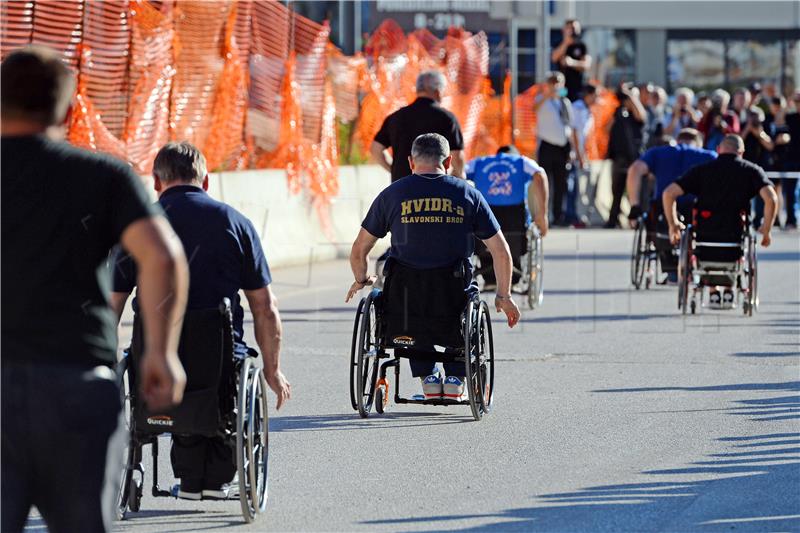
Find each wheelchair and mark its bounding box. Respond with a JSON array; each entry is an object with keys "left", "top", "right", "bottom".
[
  {"left": 349, "top": 260, "right": 495, "bottom": 421},
  {"left": 115, "top": 299, "right": 269, "bottom": 523},
  {"left": 676, "top": 212, "right": 758, "bottom": 316},
  {"left": 631, "top": 203, "right": 687, "bottom": 290},
  {"left": 475, "top": 225, "right": 544, "bottom": 309}
]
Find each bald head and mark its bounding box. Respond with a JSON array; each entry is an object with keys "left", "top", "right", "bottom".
[{"left": 718, "top": 134, "right": 745, "bottom": 155}]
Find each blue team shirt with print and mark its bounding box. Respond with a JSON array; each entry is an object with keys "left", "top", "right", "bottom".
[
  {"left": 641, "top": 143, "right": 717, "bottom": 198},
  {"left": 466, "top": 153, "right": 543, "bottom": 207},
  {"left": 361, "top": 173, "right": 500, "bottom": 272}
]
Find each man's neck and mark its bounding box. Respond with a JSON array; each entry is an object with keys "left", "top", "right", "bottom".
[
  {"left": 159, "top": 181, "right": 202, "bottom": 197},
  {"left": 413, "top": 167, "right": 446, "bottom": 175},
  {"left": 1, "top": 120, "right": 52, "bottom": 138}
]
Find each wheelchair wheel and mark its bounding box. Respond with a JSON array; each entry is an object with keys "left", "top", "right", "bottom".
[
  {"left": 527, "top": 229, "right": 544, "bottom": 309},
  {"left": 677, "top": 227, "right": 691, "bottom": 315},
  {"left": 115, "top": 357, "right": 133, "bottom": 520},
  {"left": 349, "top": 298, "right": 366, "bottom": 410},
  {"left": 355, "top": 292, "right": 381, "bottom": 418},
  {"left": 630, "top": 220, "right": 647, "bottom": 289},
  {"left": 236, "top": 356, "right": 269, "bottom": 523},
  {"left": 743, "top": 233, "right": 758, "bottom": 316},
  {"left": 464, "top": 299, "right": 494, "bottom": 421}
]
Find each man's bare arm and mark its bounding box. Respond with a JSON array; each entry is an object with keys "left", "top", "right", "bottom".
[
  {"left": 450, "top": 150, "right": 466, "bottom": 179},
  {"left": 564, "top": 54, "right": 592, "bottom": 72},
  {"left": 120, "top": 216, "right": 189, "bottom": 410},
  {"left": 626, "top": 159, "right": 649, "bottom": 211},
  {"left": 531, "top": 171, "right": 549, "bottom": 237},
  {"left": 482, "top": 231, "right": 520, "bottom": 328},
  {"left": 370, "top": 141, "right": 392, "bottom": 172},
  {"left": 758, "top": 185, "right": 778, "bottom": 247},
  {"left": 244, "top": 286, "right": 290, "bottom": 410},
  {"left": 346, "top": 228, "right": 379, "bottom": 302},
  {"left": 661, "top": 183, "right": 685, "bottom": 245}
]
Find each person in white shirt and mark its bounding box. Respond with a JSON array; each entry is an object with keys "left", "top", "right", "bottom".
[{"left": 566, "top": 83, "right": 598, "bottom": 225}]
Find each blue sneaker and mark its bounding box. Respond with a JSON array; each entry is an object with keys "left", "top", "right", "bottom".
[
  {"left": 421, "top": 375, "right": 443, "bottom": 399},
  {"left": 443, "top": 376, "right": 465, "bottom": 399}
]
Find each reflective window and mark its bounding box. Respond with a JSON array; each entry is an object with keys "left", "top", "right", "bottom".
[
  {"left": 667, "top": 39, "right": 724, "bottom": 92},
  {"left": 582, "top": 29, "right": 636, "bottom": 87},
  {"left": 727, "top": 40, "right": 782, "bottom": 89}
]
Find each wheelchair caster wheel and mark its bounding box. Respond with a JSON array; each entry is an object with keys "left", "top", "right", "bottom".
[
  {"left": 690, "top": 300, "right": 697, "bottom": 314},
  {"left": 375, "top": 386, "right": 385, "bottom": 414},
  {"left": 128, "top": 477, "right": 142, "bottom": 512},
  {"left": 743, "top": 301, "right": 750, "bottom": 315}
]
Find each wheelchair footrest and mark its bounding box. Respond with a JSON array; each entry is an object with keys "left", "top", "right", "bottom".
[{"left": 395, "top": 397, "right": 470, "bottom": 406}]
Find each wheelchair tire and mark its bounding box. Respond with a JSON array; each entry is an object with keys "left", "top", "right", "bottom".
[
  {"left": 477, "top": 300, "right": 495, "bottom": 415},
  {"left": 375, "top": 385, "right": 386, "bottom": 415},
  {"left": 237, "top": 356, "right": 269, "bottom": 523},
  {"left": 115, "top": 357, "right": 133, "bottom": 520},
  {"left": 128, "top": 477, "right": 141, "bottom": 513},
  {"left": 464, "top": 298, "right": 494, "bottom": 421},
  {"left": 631, "top": 220, "right": 647, "bottom": 290},
  {"left": 349, "top": 298, "right": 366, "bottom": 410},
  {"left": 355, "top": 291, "right": 380, "bottom": 418},
  {"left": 677, "top": 227, "right": 691, "bottom": 315},
  {"left": 528, "top": 230, "right": 544, "bottom": 309},
  {"left": 745, "top": 234, "right": 758, "bottom": 316}
]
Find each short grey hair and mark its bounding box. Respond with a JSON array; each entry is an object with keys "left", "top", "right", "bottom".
[
  {"left": 153, "top": 141, "right": 207, "bottom": 183},
  {"left": 674, "top": 87, "right": 694, "bottom": 105},
  {"left": 711, "top": 88, "right": 730, "bottom": 107},
  {"left": 719, "top": 134, "right": 745, "bottom": 153},
  {"left": 411, "top": 133, "right": 450, "bottom": 165},
  {"left": 416, "top": 70, "right": 446, "bottom": 94}
]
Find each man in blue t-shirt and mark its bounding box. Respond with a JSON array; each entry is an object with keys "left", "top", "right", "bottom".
[
  {"left": 111, "top": 142, "right": 291, "bottom": 501},
  {"left": 625, "top": 128, "right": 717, "bottom": 280},
  {"left": 346, "top": 134, "right": 520, "bottom": 400},
  {"left": 467, "top": 145, "right": 549, "bottom": 287}
]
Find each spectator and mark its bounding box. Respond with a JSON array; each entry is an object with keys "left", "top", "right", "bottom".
[
  {"left": 605, "top": 83, "right": 646, "bottom": 228},
  {"left": 371, "top": 70, "right": 466, "bottom": 181},
  {"left": 742, "top": 106, "right": 774, "bottom": 168},
  {"left": 1, "top": 46, "right": 189, "bottom": 533},
  {"left": 551, "top": 19, "right": 592, "bottom": 102},
  {"left": 748, "top": 82, "right": 763, "bottom": 109},
  {"left": 533, "top": 71, "right": 583, "bottom": 225},
  {"left": 665, "top": 87, "right": 700, "bottom": 136},
  {"left": 567, "top": 83, "right": 598, "bottom": 225},
  {"left": 731, "top": 87, "right": 751, "bottom": 126},
  {"left": 698, "top": 89, "right": 740, "bottom": 151},
  {"left": 644, "top": 84, "right": 669, "bottom": 148},
  {"left": 772, "top": 94, "right": 799, "bottom": 229},
  {"left": 696, "top": 92, "right": 712, "bottom": 117}
]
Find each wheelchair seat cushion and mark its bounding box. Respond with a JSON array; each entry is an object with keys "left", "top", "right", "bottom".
[{"left": 382, "top": 260, "right": 470, "bottom": 350}]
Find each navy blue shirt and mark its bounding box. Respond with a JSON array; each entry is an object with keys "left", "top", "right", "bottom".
[
  {"left": 361, "top": 173, "right": 500, "bottom": 272},
  {"left": 641, "top": 143, "right": 717, "bottom": 198},
  {"left": 112, "top": 185, "right": 271, "bottom": 351}
]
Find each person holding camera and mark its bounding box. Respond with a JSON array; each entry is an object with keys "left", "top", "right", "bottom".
[{"left": 551, "top": 19, "right": 592, "bottom": 103}]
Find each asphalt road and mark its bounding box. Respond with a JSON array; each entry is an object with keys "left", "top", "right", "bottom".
[{"left": 27, "top": 228, "right": 800, "bottom": 532}]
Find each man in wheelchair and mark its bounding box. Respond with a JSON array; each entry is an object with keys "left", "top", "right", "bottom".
[
  {"left": 346, "top": 133, "right": 520, "bottom": 400},
  {"left": 111, "top": 142, "right": 290, "bottom": 501},
  {"left": 626, "top": 128, "right": 716, "bottom": 282},
  {"left": 663, "top": 134, "right": 777, "bottom": 308},
  {"left": 466, "top": 145, "right": 549, "bottom": 289}
]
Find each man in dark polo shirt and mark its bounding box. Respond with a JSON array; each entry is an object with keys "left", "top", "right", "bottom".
[
  {"left": 551, "top": 19, "right": 592, "bottom": 102},
  {"left": 1, "top": 46, "right": 189, "bottom": 533},
  {"left": 663, "top": 134, "right": 777, "bottom": 307},
  {"left": 371, "top": 70, "right": 466, "bottom": 181},
  {"left": 110, "top": 142, "right": 291, "bottom": 501}
]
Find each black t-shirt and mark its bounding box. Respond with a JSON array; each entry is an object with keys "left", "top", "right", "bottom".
[
  {"left": 1, "top": 135, "right": 158, "bottom": 367},
  {"left": 112, "top": 185, "right": 272, "bottom": 353},
  {"left": 374, "top": 97, "right": 464, "bottom": 182},
  {"left": 676, "top": 154, "right": 773, "bottom": 237},
  {"left": 560, "top": 41, "right": 588, "bottom": 102},
  {"left": 786, "top": 112, "right": 800, "bottom": 166}
]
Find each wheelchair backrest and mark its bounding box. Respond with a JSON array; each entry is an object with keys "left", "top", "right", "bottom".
[
  {"left": 381, "top": 259, "right": 470, "bottom": 349},
  {"left": 129, "top": 299, "right": 234, "bottom": 436}
]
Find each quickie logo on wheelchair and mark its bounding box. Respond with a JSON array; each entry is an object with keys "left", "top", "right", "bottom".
[
  {"left": 146, "top": 415, "right": 174, "bottom": 427},
  {"left": 392, "top": 335, "right": 416, "bottom": 346}
]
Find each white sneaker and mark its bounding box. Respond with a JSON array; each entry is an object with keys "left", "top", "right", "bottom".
[
  {"left": 443, "top": 376, "right": 465, "bottom": 399},
  {"left": 202, "top": 485, "right": 231, "bottom": 500},
  {"left": 173, "top": 484, "right": 202, "bottom": 501},
  {"left": 421, "top": 375, "right": 443, "bottom": 399}
]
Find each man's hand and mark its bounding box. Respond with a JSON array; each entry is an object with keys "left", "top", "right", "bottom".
[
  {"left": 627, "top": 205, "right": 643, "bottom": 229},
  {"left": 668, "top": 223, "right": 683, "bottom": 246},
  {"left": 758, "top": 226, "right": 772, "bottom": 247},
  {"left": 264, "top": 369, "right": 291, "bottom": 410},
  {"left": 139, "top": 350, "right": 186, "bottom": 411},
  {"left": 495, "top": 296, "right": 521, "bottom": 328},
  {"left": 534, "top": 215, "right": 549, "bottom": 237},
  {"left": 345, "top": 275, "right": 377, "bottom": 303}
]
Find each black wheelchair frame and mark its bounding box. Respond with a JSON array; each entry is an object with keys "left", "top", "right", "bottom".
[
  {"left": 115, "top": 299, "right": 269, "bottom": 523},
  {"left": 677, "top": 218, "right": 758, "bottom": 316},
  {"left": 476, "top": 225, "right": 543, "bottom": 309},
  {"left": 349, "top": 289, "right": 495, "bottom": 421},
  {"left": 630, "top": 211, "right": 658, "bottom": 290}
]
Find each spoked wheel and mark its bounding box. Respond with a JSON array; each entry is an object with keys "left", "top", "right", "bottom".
[
  {"left": 237, "top": 357, "right": 269, "bottom": 523},
  {"left": 677, "top": 227, "right": 692, "bottom": 315},
  {"left": 115, "top": 357, "right": 134, "bottom": 520},
  {"left": 349, "top": 298, "right": 365, "bottom": 410},
  {"left": 464, "top": 299, "right": 493, "bottom": 421},
  {"left": 528, "top": 229, "right": 544, "bottom": 309},
  {"left": 744, "top": 233, "right": 758, "bottom": 316},
  {"left": 631, "top": 219, "right": 647, "bottom": 289},
  {"left": 476, "top": 301, "right": 495, "bottom": 415},
  {"left": 355, "top": 291, "right": 381, "bottom": 418}
]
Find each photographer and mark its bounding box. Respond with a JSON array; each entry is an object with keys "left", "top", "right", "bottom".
[
  {"left": 699, "top": 89, "right": 740, "bottom": 151},
  {"left": 551, "top": 19, "right": 592, "bottom": 102},
  {"left": 605, "top": 83, "right": 646, "bottom": 228}
]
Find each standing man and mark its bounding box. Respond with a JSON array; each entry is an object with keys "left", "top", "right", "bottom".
[
  {"left": 111, "top": 142, "right": 291, "bottom": 500},
  {"left": 534, "top": 71, "right": 584, "bottom": 226},
  {"left": 551, "top": 19, "right": 592, "bottom": 103},
  {"left": 568, "top": 83, "right": 598, "bottom": 225},
  {"left": 1, "top": 46, "right": 189, "bottom": 533},
  {"left": 371, "top": 70, "right": 466, "bottom": 181}
]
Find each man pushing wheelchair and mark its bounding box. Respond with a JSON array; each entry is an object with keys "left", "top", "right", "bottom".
[{"left": 346, "top": 133, "right": 520, "bottom": 402}]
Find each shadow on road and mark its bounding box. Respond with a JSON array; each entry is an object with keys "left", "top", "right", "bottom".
[
  {"left": 270, "top": 411, "right": 472, "bottom": 433},
  {"left": 360, "top": 381, "right": 800, "bottom": 532}
]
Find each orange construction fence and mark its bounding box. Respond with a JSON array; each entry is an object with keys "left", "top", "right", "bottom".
[{"left": 1, "top": 4, "right": 616, "bottom": 205}]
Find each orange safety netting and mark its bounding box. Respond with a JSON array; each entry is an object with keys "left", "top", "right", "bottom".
[{"left": 1, "top": 4, "right": 616, "bottom": 209}]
